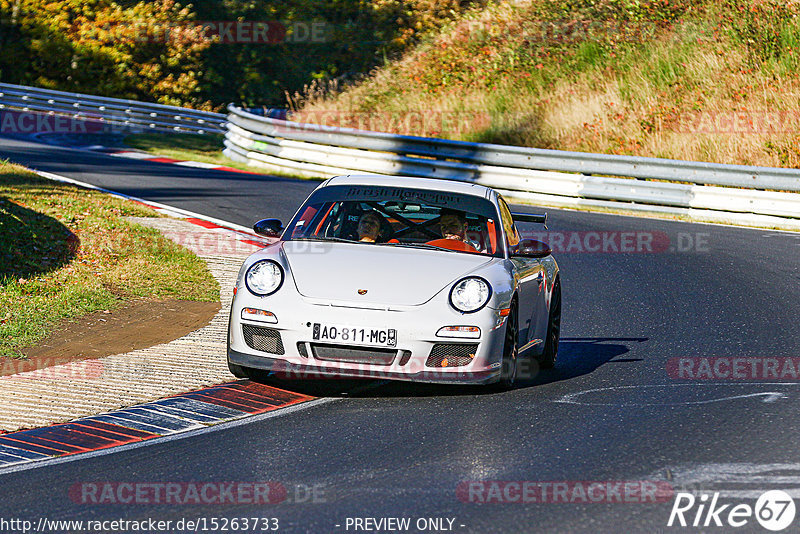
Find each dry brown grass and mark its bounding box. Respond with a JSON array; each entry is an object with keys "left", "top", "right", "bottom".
[{"left": 295, "top": 0, "right": 800, "bottom": 168}]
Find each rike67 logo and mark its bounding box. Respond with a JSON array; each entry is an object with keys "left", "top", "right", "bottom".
[{"left": 668, "top": 490, "right": 796, "bottom": 531}]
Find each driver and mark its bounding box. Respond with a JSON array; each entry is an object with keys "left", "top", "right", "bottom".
[{"left": 439, "top": 208, "right": 482, "bottom": 251}]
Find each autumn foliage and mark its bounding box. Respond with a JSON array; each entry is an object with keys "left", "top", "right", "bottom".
[
  {"left": 0, "top": 0, "right": 482, "bottom": 109},
  {"left": 299, "top": 0, "right": 800, "bottom": 168}
]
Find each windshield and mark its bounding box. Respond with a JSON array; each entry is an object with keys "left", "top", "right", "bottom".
[{"left": 284, "top": 185, "right": 504, "bottom": 257}]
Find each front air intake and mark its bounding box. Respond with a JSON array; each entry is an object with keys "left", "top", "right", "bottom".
[
  {"left": 242, "top": 325, "right": 285, "bottom": 355},
  {"left": 311, "top": 344, "right": 397, "bottom": 366},
  {"left": 426, "top": 344, "right": 478, "bottom": 368}
]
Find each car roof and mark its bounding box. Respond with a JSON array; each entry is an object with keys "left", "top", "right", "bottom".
[{"left": 323, "top": 175, "right": 495, "bottom": 200}]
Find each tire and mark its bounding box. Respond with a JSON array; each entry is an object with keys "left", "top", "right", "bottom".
[
  {"left": 228, "top": 359, "right": 269, "bottom": 382},
  {"left": 493, "top": 304, "right": 518, "bottom": 390},
  {"left": 227, "top": 360, "right": 250, "bottom": 379},
  {"left": 537, "top": 278, "right": 561, "bottom": 369}
]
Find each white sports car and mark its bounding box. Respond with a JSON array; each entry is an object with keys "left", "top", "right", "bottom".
[{"left": 227, "top": 175, "right": 560, "bottom": 388}]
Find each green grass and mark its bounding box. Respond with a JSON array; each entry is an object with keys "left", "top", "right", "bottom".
[
  {"left": 297, "top": 0, "right": 800, "bottom": 168},
  {"left": 123, "top": 133, "right": 315, "bottom": 179},
  {"left": 0, "top": 162, "right": 220, "bottom": 358},
  {"left": 123, "top": 133, "right": 229, "bottom": 165}
]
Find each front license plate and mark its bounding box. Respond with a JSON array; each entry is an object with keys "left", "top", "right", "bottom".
[{"left": 312, "top": 324, "right": 397, "bottom": 348}]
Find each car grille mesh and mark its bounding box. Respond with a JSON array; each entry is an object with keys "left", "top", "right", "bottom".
[
  {"left": 297, "top": 342, "right": 309, "bottom": 358},
  {"left": 312, "top": 344, "right": 397, "bottom": 366},
  {"left": 398, "top": 350, "right": 412, "bottom": 366},
  {"left": 242, "top": 325, "right": 285, "bottom": 355},
  {"left": 426, "top": 343, "right": 478, "bottom": 368}
]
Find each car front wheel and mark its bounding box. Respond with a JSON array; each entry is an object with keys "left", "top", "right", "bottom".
[
  {"left": 537, "top": 278, "right": 561, "bottom": 369},
  {"left": 493, "top": 305, "right": 518, "bottom": 390}
]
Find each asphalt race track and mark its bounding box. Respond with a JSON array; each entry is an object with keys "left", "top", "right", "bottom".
[
  {"left": 2, "top": 133, "right": 800, "bottom": 533},
  {"left": 0, "top": 134, "right": 318, "bottom": 226}
]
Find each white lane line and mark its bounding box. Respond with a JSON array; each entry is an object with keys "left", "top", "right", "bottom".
[
  {"left": 124, "top": 405, "right": 215, "bottom": 425},
  {"left": 107, "top": 151, "right": 160, "bottom": 160},
  {"left": 0, "top": 445, "right": 49, "bottom": 461},
  {"left": 655, "top": 463, "right": 800, "bottom": 499},
  {"left": 173, "top": 160, "right": 222, "bottom": 169}
]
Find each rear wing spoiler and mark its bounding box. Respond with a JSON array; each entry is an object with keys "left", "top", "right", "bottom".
[{"left": 511, "top": 212, "right": 547, "bottom": 225}]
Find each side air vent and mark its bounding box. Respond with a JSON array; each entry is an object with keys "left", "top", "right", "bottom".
[
  {"left": 242, "top": 325, "right": 285, "bottom": 355},
  {"left": 426, "top": 344, "right": 478, "bottom": 368}
]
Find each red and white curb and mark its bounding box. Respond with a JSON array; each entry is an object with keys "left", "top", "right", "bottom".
[{"left": 0, "top": 382, "right": 314, "bottom": 469}]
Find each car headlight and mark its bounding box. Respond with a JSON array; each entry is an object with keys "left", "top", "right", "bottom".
[
  {"left": 449, "top": 277, "right": 491, "bottom": 313},
  {"left": 245, "top": 260, "right": 284, "bottom": 296}
]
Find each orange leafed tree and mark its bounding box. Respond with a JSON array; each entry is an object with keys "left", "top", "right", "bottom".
[{"left": 0, "top": 0, "right": 215, "bottom": 109}]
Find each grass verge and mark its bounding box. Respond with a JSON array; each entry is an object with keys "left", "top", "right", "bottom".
[
  {"left": 296, "top": 0, "right": 800, "bottom": 168},
  {"left": 123, "top": 133, "right": 317, "bottom": 180},
  {"left": 0, "top": 161, "right": 220, "bottom": 358},
  {"left": 123, "top": 133, "right": 230, "bottom": 166}
]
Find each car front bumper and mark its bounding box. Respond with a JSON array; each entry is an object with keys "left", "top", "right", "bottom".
[
  {"left": 227, "top": 292, "right": 508, "bottom": 385},
  {"left": 227, "top": 348, "right": 501, "bottom": 384}
]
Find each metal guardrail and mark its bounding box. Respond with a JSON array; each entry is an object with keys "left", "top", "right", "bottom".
[
  {"left": 223, "top": 105, "right": 800, "bottom": 229},
  {"left": 2, "top": 85, "right": 796, "bottom": 229},
  {"left": 0, "top": 83, "right": 226, "bottom": 134}
]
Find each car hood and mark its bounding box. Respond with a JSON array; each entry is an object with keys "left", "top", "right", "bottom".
[{"left": 282, "top": 241, "right": 493, "bottom": 306}]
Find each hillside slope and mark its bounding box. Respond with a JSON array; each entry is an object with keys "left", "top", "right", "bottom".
[{"left": 296, "top": 0, "right": 800, "bottom": 168}]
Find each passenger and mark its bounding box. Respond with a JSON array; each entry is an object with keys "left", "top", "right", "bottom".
[{"left": 357, "top": 210, "right": 386, "bottom": 243}]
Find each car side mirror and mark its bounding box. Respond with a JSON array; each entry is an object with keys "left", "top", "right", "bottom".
[
  {"left": 513, "top": 239, "right": 551, "bottom": 258},
  {"left": 253, "top": 219, "right": 284, "bottom": 238}
]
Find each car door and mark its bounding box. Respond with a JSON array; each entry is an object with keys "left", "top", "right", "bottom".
[{"left": 498, "top": 197, "right": 547, "bottom": 350}]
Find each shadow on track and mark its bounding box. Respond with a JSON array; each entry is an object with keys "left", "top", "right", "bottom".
[
  {"left": 244, "top": 337, "right": 648, "bottom": 399},
  {"left": 515, "top": 336, "right": 647, "bottom": 388}
]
